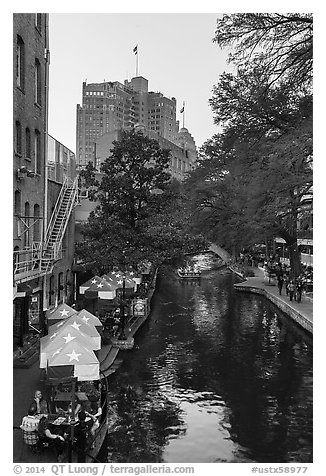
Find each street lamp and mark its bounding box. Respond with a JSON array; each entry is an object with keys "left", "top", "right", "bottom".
[{"left": 119, "top": 274, "right": 127, "bottom": 340}]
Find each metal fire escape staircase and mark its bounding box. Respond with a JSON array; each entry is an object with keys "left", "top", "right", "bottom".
[{"left": 40, "top": 176, "right": 79, "bottom": 275}]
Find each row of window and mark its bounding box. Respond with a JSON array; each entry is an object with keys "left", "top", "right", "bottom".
[
  {"left": 15, "top": 121, "right": 42, "bottom": 174},
  {"left": 16, "top": 34, "right": 42, "bottom": 104},
  {"left": 49, "top": 270, "right": 72, "bottom": 306},
  {"left": 85, "top": 91, "right": 105, "bottom": 96},
  {"left": 14, "top": 195, "right": 41, "bottom": 246}
]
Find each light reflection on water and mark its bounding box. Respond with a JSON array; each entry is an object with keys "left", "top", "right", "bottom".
[{"left": 105, "top": 253, "right": 312, "bottom": 463}]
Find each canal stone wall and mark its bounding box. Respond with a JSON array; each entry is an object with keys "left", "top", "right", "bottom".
[{"left": 234, "top": 282, "right": 313, "bottom": 334}]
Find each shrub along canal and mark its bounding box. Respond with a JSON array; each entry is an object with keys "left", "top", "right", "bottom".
[{"left": 101, "top": 253, "right": 312, "bottom": 463}]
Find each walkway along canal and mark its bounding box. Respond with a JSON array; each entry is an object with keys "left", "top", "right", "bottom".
[{"left": 101, "top": 253, "right": 312, "bottom": 463}]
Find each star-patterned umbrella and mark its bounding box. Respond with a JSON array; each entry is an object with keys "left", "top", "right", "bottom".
[
  {"left": 79, "top": 275, "right": 103, "bottom": 295},
  {"left": 84, "top": 276, "right": 116, "bottom": 300},
  {"left": 49, "top": 314, "right": 101, "bottom": 349},
  {"left": 40, "top": 323, "right": 97, "bottom": 368},
  {"left": 138, "top": 260, "right": 152, "bottom": 275},
  {"left": 124, "top": 266, "right": 142, "bottom": 285},
  {"left": 103, "top": 271, "right": 137, "bottom": 295},
  {"left": 76, "top": 309, "right": 103, "bottom": 331},
  {"left": 46, "top": 338, "right": 100, "bottom": 381},
  {"left": 46, "top": 303, "right": 77, "bottom": 326}
]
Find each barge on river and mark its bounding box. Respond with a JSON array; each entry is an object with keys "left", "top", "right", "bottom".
[{"left": 177, "top": 267, "right": 201, "bottom": 279}]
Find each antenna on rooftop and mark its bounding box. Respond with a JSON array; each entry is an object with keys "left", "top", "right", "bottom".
[
  {"left": 133, "top": 44, "right": 139, "bottom": 76},
  {"left": 180, "top": 101, "right": 185, "bottom": 128}
]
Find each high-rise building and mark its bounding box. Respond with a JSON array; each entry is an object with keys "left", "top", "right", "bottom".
[
  {"left": 76, "top": 76, "right": 197, "bottom": 176},
  {"left": 76, "top": 80, "right": 136, "bottom": 167}
]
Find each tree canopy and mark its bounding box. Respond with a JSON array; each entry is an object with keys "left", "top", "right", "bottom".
[
  {"left": 213, "top": 13, "right": 312, "bottom": 91},
  {"left": 184, "top": 13, "right": 313, "bottom": 274},
  {"left": 77, "top": 130, "right": 207, "bottom": 274}
]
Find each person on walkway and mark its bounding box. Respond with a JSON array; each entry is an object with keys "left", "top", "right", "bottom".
[
  {"left": 33, "top": 390, "right": 49, "bottom": 415},
  {"left": 287, "top": 280, "right": 295, "bottom": 301},
  {"left": 86, "top": 401, "right": 102, "bottom": 441},
  {"left": 296, "top": 279, "right": 303, "bottom": 303},
  {"left": 277, "top": 275, "right": 284, "bottom": 295},
  {"left": 20, "top": 404, "right": 40, "bottom": 451},
  {"left": 283, "top": 275, "right": 289, "bottom": 296},
  {"left": 37, "top": 416, "right": 65, "bottom": 459},
  {"left": 74, "top": 410, "right": 88, "bottom": 463}
]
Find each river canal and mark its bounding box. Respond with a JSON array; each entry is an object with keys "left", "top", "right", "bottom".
[{"left": 103, "top": 253, "right": 313, "bottom": 464}]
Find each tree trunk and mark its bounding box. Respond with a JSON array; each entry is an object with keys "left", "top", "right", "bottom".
[
  {"left": 287, "top": 241, "right": 302, "bottom": 277},
  {"left": 265, "top": 236, "right": 270, "bottom": 259}
]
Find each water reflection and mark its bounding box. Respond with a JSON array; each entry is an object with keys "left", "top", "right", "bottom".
[{"left": 104, "top": 253, "right": 312, "bottom": 463}]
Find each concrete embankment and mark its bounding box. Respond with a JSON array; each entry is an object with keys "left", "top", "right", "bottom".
[
  {"left": 207, "top": 244, "right": 313, "bottom": 334},
  {"left": 233, "top": 268, "right": 313, "bottom": 334}
]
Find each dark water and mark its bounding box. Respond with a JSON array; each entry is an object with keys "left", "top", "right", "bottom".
[{"left": 103, "top": 253, "right": 313, "bottom": 463}]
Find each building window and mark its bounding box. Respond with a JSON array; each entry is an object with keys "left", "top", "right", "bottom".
[
  {"left": 33, "top": 204, "right": 41, "bottom": 242},
  {"left": 14, "top": 190, "right": 21, "bottom": 215},
  {"left": 16, "top": 35, "right": 25, "bottom": 90},
  {"left": 65, "top": 269, "right": 72, "bottom": 298},
  {"left": 25, "top": 128, "right": 31, "bottom": 159},
  {"left": 23, "top": 202, "right": 30, "bottom": 248},
  {"left": 49, "top": 275, "right": 55, "bottom": 306},
  {"left": 14, "top": 246, "right": 20, "bottom": 273},
  {"left": 58, "top": 272, "right": 64, "bottom": 303},
  {"left": 35, "top": 13, "right": 42, "bottom": 31},
  {"left": 34, "top": 129, "right": 41, "bottom": 174},
  {"left": 15, "top": 121, "right": 22, "bottom": 155},
  {"left": 34, "top": 59, "right": 41, "bottom": 105}
]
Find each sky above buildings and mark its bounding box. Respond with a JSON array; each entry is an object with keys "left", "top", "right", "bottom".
[{"left": 48, "top": 12, "right": 231, "bottom": 152}]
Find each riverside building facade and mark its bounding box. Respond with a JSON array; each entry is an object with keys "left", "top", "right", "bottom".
[{"left": 13, "top": 13, "right": 78, "bottom": 356}]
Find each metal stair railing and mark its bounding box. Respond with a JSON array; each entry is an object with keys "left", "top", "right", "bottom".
[
  {"left": 41, "top": 175, "right": 79, "bottom": 269},
  {"left": 43, "top": 175, "right": 69, "bottom": 252}
]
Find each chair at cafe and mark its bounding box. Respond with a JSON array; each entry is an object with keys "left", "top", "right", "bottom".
[{"left": 22, "top": 428, "right": 40, "bottom": 454}]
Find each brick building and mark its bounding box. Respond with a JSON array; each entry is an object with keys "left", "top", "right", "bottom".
[
  {"left": 13, "top": 13, "right": 49, "bottom": 349},
  {"left": 13, "top": 14, "right": 78, "bottom": 354}
]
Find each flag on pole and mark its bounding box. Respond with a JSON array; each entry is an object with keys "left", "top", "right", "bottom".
[
  {"left": 180, "top": 106, "right": 184, "bottom": 113},
  {"left": 133, "top": 45, "right": 138, "bottom": 55}
]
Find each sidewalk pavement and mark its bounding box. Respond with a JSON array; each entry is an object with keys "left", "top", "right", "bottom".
[{"left": 234, "top": 267, "right": 313, "bottom": 334}]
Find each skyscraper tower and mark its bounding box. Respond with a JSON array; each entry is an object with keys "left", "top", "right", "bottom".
[
  {"left": 76, "top": 76, "right": 184, "bottom": 168},
  {"left": 76, "top": 79, "right": 135, "bottom": 167}
]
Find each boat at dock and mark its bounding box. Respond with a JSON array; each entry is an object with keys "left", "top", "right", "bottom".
[{"left": 177, "top": 267, "right": 201, "bottom": 279}]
